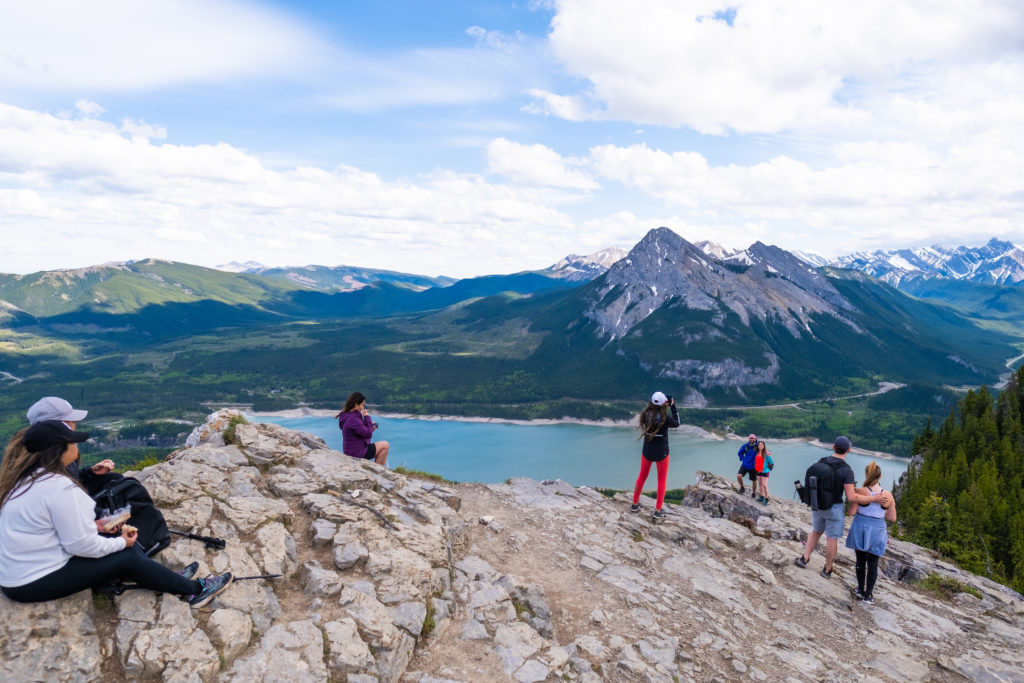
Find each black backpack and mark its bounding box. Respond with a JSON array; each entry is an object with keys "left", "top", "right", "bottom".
[
  {"left": 804, "top": 458, "right": 846, "bottom": 511},
  {"left": 93, "top": 477, "right": 171, "bottom": 557}
]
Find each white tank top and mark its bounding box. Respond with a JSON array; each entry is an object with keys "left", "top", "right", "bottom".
[{"left": 858, "top": 486, "right": 886, "bottom": 518}]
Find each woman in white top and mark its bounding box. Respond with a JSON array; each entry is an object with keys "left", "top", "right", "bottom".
[
  {"left": 845, "top": 461, "right": 897, "bottom": 604},
  {"left": 0, "top": 420, "right": 231, "bottom": 606}
]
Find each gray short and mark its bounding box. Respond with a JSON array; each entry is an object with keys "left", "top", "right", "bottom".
[{"left": 811, "top": 504, "right": 846, "bottom": 539}]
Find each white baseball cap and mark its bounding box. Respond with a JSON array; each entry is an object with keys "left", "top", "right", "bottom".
[
  {"left": 651, "top": 391, "right": 668, "bottom": 406},
  {"left": 27, "top": 396, "right": 88, "bottom": 424}
]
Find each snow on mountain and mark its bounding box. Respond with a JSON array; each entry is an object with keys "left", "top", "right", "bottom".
[
  {"left": 215, "top": 260, "right": 265, "bottom": 273},
  {"left": 547, "top": 247, "right": 628, "bottom": 281},
  {"left": 832, "top": 238, "right": 1024, "bottom": 285}
]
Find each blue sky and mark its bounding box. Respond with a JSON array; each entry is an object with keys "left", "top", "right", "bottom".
[{"left": 1, "top": 0, "right": 1023, "bottom": 277}]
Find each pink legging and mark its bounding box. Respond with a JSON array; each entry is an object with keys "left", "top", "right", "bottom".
[{"left": 632, "top": 455, "right": 670, "bottom": 509}]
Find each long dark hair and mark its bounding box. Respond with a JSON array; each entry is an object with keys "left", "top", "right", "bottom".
[
  {"left": 0, "top": 430, "right": 79, "bottom": 509},
  {"left": 338, "top": 392, "right": 367, "bottom": 417},
  {"left": 638, "top": 402, "right": 668, "bottom": 441}
]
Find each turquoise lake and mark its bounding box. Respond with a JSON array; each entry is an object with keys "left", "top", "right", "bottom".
[{"left": 252, "top": 414, "right": 909, "bottom": 497}]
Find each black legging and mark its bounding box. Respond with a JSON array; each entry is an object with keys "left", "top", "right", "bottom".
[
  {"left": 855, "top": 549, "right": 880, "bottom": 597},
  {"left": 1, "top": 544, "right": 200, "bottom": 603}
]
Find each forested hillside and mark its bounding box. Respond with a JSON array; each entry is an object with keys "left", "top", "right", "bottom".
[{"left": 897, "top": 368, "right": 1024, "bottom": 592}]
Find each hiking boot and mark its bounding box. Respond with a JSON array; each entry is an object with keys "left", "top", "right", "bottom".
[
  {"left": 187, "top": 572, "right": 233, "bottom": 608},
  {"left": 794, "top": 555, "right": 808, "bottom": 568},
  {"left": 629, "top": 503, "right": 641, "bottom": 513},
  {"left": 652, "top": 508, "right": 666, "bottom": 521},
  {"left": 761, "top": 497, "right": 770, "bottom": 506},
  {"left": 820, "top": 567, "right": 833, "bottom": 579},
  {"left": 177, "top": 562, "right": 199, "bottom": 580},
  {"left": 738, "top": 485, "right": 745, "bottom": 494},
  {"left": 751, "top": 491, "right": 757, "bottom": 499}
]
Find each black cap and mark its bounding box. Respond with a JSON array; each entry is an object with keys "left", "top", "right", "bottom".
[
  {"left": 833, "top": 435, "right": 852, "bottom": 454},
  {"left": 22, "top": 420, "right": 90, "bottom": 452}
]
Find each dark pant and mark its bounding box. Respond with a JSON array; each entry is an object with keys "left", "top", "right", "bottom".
[
  {"left": 855, "top": 549, "right": 880, "bottom": 597},
  {"left": 1, "top": 545, "right": 200, "bottom": 603}
]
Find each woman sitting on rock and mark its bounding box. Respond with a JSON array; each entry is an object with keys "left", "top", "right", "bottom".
[
  {"left": 0, "top": 420, "right": 232, "bottom": 606},
  {"left": 337, "top": 392, "right": 389, "bottom": 466},
  {"left": 630, "top": 391, "right": 679, "bottom": 521}
]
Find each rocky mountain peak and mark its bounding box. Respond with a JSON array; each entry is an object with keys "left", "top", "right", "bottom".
[
  {"left": 3, "top": 413, "right": 1020, "bottom": 682},
  {"left": 586, "top": 228, "right": 854, "bottom": 341}
]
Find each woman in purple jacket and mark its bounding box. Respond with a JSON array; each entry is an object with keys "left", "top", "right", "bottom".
[{"left": 336, "top": 392, "right": 389, "bottom": 465}]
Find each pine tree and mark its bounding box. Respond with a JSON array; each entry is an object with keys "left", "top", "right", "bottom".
[{"left": 898, "top": 382, "right": 1024, "bottom": 591}]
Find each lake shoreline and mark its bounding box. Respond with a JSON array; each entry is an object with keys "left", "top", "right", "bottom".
[{"left": 245, "top": 407, "right": 906, "bottom": 461}]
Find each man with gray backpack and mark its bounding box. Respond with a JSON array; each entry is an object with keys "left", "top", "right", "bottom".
[{"left": 793, "top": 436, "right": 894, "bottom": 578}]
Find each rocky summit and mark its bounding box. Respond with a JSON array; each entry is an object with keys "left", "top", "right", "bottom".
[{"left": 2, "top": 412, "right": 1023, "bottom": 682}]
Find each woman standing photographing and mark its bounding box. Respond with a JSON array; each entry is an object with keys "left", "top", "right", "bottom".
[
  {"left": 337, "top": 392, "right": 390, "bottom": 466},
  {"left": 0, "top": 420, "right": 232, "bottom": 606},
  {"left": 631, "top": 392, "right": 679, "bottom": 521}
]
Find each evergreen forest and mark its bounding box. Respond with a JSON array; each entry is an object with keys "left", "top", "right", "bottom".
[{"left": 897, "top": 367, "right": 1024, "bottom": 593}]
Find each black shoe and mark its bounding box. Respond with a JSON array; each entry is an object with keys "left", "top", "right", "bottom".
[
  {"left": 751, "top": 491, "right": 757, "bottom": 499},
  {"left": 177, "top": 562, "right": 199, "bottom": 580},
  {"left": 862, "top": 595, "right": 875, "bottom": 605},
  {"left": 820, "top": 567, "right": 833, "bottom": 579},
  {"left": 794, "top": 555, "right": 808, "bottom": 568},
  {"left": 738, "top": 485, "right": 745, "bottom": 494},
  {"left": 630, "top": 503, "right": 641, "bottom": 513},
  {"left": 652, "top": 508, "right": 666, "bottom": 521},
  {"left": 187, "top": 572, "right": 233, "bottom": 608},
  {"left": 854, "top": 587, "right": 866, "bottom": 600}
]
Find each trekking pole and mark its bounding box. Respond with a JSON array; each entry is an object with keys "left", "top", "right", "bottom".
[
  {"left": 326, "top": 488, "right": 399, "bottom": 531},
  {"left": 169, "top": 529, "right": 227, "bottom": 550},
  {"left": 231, "top": 573, "right": 282, "bottom": 581}
]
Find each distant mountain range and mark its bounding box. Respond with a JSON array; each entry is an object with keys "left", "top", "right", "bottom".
[
  {"left": 699, "top": 237, "right": 1024, "bottom": 287},
  {"left": 0, "top": 231, "right": 1019, "bottom": 425}
]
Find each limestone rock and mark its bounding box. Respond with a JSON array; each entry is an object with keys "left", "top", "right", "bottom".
[
  {"left": 222, "top": 620, "right": 327, "bottom": 682},
  {"left": 0, "top": 591, "right": 101, "bottom": 682},
  {"left": 207, "top": 608, "right": 253, "bottom": 661}
]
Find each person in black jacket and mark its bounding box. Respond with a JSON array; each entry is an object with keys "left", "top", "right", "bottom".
[{"left": 630, "top": 392, "right": 679, "bottom": 520}]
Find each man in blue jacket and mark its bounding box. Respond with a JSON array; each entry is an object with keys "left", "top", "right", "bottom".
[{"left": 737, "top": 433, "right": 759, "bottom": 498}]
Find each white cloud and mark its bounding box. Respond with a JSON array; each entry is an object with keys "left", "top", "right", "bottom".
[
  {"left": 121, "top": 119, "right": 167, "bottom": 141},
  {"left": 539, "top": 0, "right": 1024, "bottom": 134},
  {"left": 74, "top": 100, "right": 104, "bottom": 116},
  {"left": 586, "top": 133, "right": 1024, "bottom": 256},
  {"left": 0, "top": 103, "right": 598, "bottom": 277},
  {"left": 0, "top": 0, "right": 324, "bottom": 91},
  {"left": 486, "top": 137, "right": 599, "bottom": 189}
]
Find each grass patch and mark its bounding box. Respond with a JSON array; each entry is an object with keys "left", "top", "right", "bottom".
[
  {"left": 393, "top": 466, "right": 456, "bottom": 484},
  {"left": 222, "top": 414, "right": 248, "bottom": 445},
  {"left": 511, "top": 597, "right": 535, "bottom": 619},
  {"left": 643, "top": 488, "right": 687, "bottom": 505},
  {"left": 594, "top": 487, "right": 620, "bottom": 498},
  {"left": 421, "top": 597, "right": 436, "bottom": 638},
  {"left": 631, "top": 531, "right": 643, "bottom": 543},
  {"left": 914, "top": 572, "right": 983, "bottom": 600}
]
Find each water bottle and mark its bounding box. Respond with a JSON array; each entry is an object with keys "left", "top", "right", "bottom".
[{"left": 808, "top": 475, "right": 819, "bottom": 510}]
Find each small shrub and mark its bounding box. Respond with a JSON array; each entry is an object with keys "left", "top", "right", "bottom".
[
  {"left": 915, "top": 572, "right": 983, "bottom": 600},
  {"left": 222, "top": 414, "right": 248, "bottom": 445},
  {"left": 631, "top": 531, "right": 643, "bottom": 543},
  {"left": 594, "top": 487, "right": 620, "bottom": 498}
]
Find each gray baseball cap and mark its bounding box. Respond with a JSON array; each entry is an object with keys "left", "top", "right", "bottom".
[{"left": 27, "top": 397, "right": 88, "bottom": 424}]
